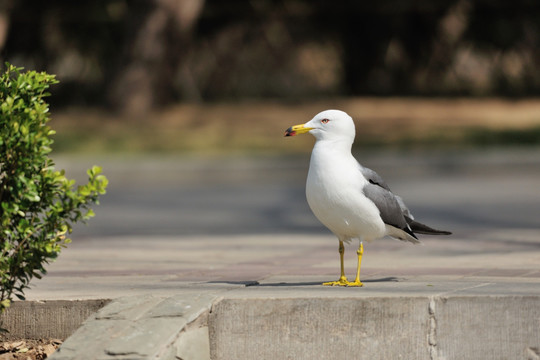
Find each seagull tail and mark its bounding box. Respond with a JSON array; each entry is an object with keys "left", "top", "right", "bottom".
[
  {"left": 385, "top": 225, "right": 422, "bottom": 244},
  {"left": 406, "top": 216, "right": 452, "bottom": 235}
]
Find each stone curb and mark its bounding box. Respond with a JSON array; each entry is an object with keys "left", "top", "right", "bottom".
[
  {"left": 0, "top": 299, "right": 109, "bottom": 340},
  {"left": 210, "top": 295, "right": 540, "bottom": 360},
  {"left": 19, "top": 282, "right": 538, "bottom": 360}
]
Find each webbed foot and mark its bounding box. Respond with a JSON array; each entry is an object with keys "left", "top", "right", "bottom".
[{"left": 322, "top": 277, "right": 363, "bottom": 287}]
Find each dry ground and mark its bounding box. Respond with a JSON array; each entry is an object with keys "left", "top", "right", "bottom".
[
  {"left": 0, "top": 339, "right": 61, "bottom": 360},
  {"left": 50, "top": 97, "right": 540, "bottom": 154}
]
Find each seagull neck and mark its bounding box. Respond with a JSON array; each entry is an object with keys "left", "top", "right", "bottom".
[
  {"left": 309, "top": 139, "right": 362, "bottom": 186},
  {"left": 310, "top": 140, "right": 355, "bottom": 170},
  {"left": 313, "top": 139, "right": 353, "bottom": 155}
]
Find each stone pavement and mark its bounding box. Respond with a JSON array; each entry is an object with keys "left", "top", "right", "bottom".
[
  {"left": 3, "top": 231, "right": 539, "bottom": 359},
  {"left": 23, "top": 232, "right": 540, "bottom": 301}
]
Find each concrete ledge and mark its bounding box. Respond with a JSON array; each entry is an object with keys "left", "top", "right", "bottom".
[
  {"left": 28, "top": 287, "right": 540, "bottom": 360},
  {"left": 433, "top": 296, "right": 540, "bottom": 360},
  {"left": 0, "top": 299, "right": 109, "bottom": 340},
  {"left": 209, "top": 295, "right": 540, "bottom": 360},
  {"left": 10, "top": 231, "right": 540, "bottom": 359},
  {"left": 210, "top": 296, "right": 429, "bottom": 359}
]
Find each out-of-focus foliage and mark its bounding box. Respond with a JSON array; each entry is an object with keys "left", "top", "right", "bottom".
[
  {"left": 1, "top": 0, "right": 539, "bottom": 113},
  {"left": 0, "top": 64, "right": 108, "bottom": 312}
]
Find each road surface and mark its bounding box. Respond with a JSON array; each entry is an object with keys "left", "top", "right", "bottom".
[{"left": 54, "top": 148, "right": 540, "bottom": 241}]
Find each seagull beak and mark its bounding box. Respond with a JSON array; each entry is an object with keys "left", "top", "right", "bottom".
[{"left": 284, "top": 124, "right": 313, "bottom": 137}]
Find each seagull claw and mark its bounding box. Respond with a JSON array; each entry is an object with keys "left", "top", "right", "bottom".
[
  {"left": 322, "top": 278, "right": 364, "bottom": 287},
  {"left": 346, "top": 280, "right": 364, "bottom": 287}
]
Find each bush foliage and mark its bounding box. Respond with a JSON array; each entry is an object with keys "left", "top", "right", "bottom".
[{"left": 0, "top": 64, "right": 108, "bottom": 312}]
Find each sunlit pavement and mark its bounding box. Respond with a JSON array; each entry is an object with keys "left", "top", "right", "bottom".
[
  {"left": 54, "top": 147, "right": 540, "bottom": 238},
  {"left": 19, "top": 148, "right": 540, "bottom": 360},
  {"left": 34, "top": 147, "right": 540, "bottom": 298}
]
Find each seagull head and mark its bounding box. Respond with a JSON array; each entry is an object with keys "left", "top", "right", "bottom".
[{"left": 284, "top": 109, "right": 355, "bottom": 143}]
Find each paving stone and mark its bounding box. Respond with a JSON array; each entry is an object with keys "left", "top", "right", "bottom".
[
  {"left": 174, "top": 316, "right": 211, "bottom": 360},
  {"left": 143, "top": 293, "right": 217, "bottom": 322},
  {"left": 49, "top": 293, "right": 220, "bottom": 360},
  {"left": 50, "top": 319, "right": 135, "bottom": 360},
  {"left": 104, "top": 317, "right": 186, "bottom": 358},
  {"left": 94, "top": 295, "right": 159, "bottom": 320}
]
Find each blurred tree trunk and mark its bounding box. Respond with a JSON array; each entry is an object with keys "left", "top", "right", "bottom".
[
  {"left": 107, "top": 0, "right": 204, "bottom": 115},
  {"left": 0, "top": 0, "right": 13, "bottom": 53}
]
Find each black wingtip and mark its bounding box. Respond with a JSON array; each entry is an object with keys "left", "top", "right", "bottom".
[
  {"left": 404, "top": 225, "right": 419, "bottom": 239},
  {"left": 416, "top": 229, "right": 452, "bottom": 235},
  {"left": 405, "top": 216, "right": 452, "bottom": 236}
]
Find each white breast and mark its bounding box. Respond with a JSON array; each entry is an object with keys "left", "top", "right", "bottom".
[{"left": 306, "top": 144, "right": 385, "bottom": 242}]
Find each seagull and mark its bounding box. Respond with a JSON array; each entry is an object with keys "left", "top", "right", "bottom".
[{"left": 285, "top": 109, "right": 451, "bottom": 287}]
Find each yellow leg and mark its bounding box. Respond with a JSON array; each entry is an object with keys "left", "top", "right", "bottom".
[
  {"left": 348, "top": 242, "right": 364, "bottom": 287},
  {"left": 323, "top": 240, "right": 350, "bottom": 286}
]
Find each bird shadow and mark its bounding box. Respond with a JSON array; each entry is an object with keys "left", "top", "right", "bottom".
[{"left": 208, "top": 277, "right": 399, "bottom": 287}]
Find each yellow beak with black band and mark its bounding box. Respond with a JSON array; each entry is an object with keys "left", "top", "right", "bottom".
[{"left": 284, "top": 124, "right": 314, "bottom": 137}]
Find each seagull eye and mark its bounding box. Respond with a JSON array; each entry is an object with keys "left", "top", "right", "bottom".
[{"left": 321, "top": 119, "right": 330, "bottom": 124}]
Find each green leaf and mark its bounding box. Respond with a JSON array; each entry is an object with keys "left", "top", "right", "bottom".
[
  {"left": 1, "top": 299, "right": 11, "bottom": 310},
  {"left": 85, "top": 209, "right": 95, "bottom": 218},
  {"left": 0, "top": 63, "right": 107, "bottom": 311}
]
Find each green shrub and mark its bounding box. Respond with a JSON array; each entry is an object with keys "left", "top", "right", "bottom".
[{"left": 0, "top": 64, "right": 108, "bottom": 312}]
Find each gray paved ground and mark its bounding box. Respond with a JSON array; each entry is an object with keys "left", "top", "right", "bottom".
[
  {"left": 26, "top": 147, "right": 540, "bottom": 300},
  {"left": 10, "top": 148, "right": 540, "bottom": 359},
  {"left": 55, "top": 147, "right": 540, "bottom": 238},
  {"left": 25, "top": 232, "right": 540, "bottom": 301}
]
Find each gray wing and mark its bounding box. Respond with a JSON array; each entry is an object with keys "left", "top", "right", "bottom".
[
  {"left": 362, "top": 183, "right": 410, "bottom": 232},
  {"left": 359, "top": 164, "right": 414, "bottom": 219},
  {"left": 360, "top": 163, "right": 451, "bottom": 237},
  {"left": 359, "top": 166, "right": 391, "bottom": 191}
]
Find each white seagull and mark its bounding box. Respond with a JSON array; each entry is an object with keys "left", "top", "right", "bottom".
[{"left": 285, "top": 109, "right": 451, "bottom": 286}]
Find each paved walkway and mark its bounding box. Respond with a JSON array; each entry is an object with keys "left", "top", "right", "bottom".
[
  {"left": 8, "top": 149, "right": 540, "bottom": 359},
  {"left": 13, "top": 232, "right": 537, "bottom": 360},
  {"left": 26, "top": 231, "right": 540, "bottom": 301}
]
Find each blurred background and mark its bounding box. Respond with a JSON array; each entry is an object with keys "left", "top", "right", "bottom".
[
  {"left": 2, "top": 0, "right": 539, "bottom": 239},
  {"left": 5, "top": 0, "right": 540, "bottom": 107}
]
